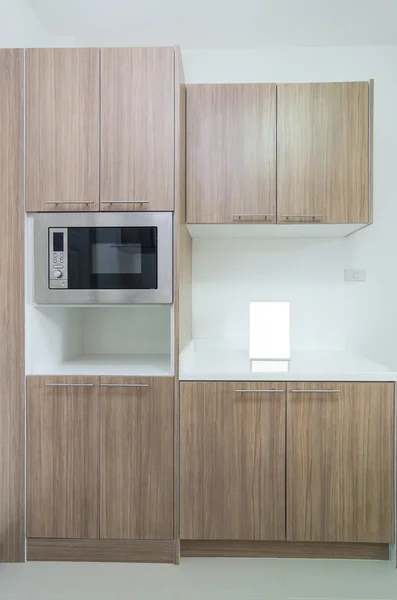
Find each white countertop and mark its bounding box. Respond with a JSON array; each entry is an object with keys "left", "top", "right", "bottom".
[{"left": 179, "top": 340, "right": 395, "bottom": 382}]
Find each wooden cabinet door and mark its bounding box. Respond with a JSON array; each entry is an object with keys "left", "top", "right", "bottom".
[
  {"left": 100, "top": 377, "right": 174, "bottom": 539},
  {"left": 187, "top": 84, "right": 276, "bottom": 223},
  {"left": 277, "top": 83, "right": 369, "bottom": 224},
  {"left": 26, "top": 48, "right": 100, "bottom": 211},
  {"left": 287, "top": 382, "right": 394, "bottom": 543},
  {"left": 100, "top": 47, "right": 175, "bottom": 211},
  {"left": 27, "top": 376, "right": 100, "bottom": 538},
  {"left": 180, "top": 382, "right": 286, "bottom": 540},
  {"left": 0, "top": 49, "right": 24, "bottom": 562}
]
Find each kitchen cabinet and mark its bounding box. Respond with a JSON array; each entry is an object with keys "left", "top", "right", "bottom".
[
  {"left": 100, "top": 47, "right": 175, "bottom": 211},
  {"left": 187, "top": 84, "right": 276, "bottom": 223},
  {"left": 287, "top": 382, "right": 394, "bottom": 543},
  {"left": 0, "top": 49, "right": 24, "bottom": 562},
  {"left": 26, "top": 48, "right": 100, "bottom": 211},
  {"left": 277, "top": 82, "right": 370, "bottom": 224},
  {"left": 27, "top": 376, "right": 100, "bottom": 538},
  {"left": 180, "top": 381, "right": 286, "bottom": 540},
  {"left": 100, "top": 377, "right": 174, "bottom": 539}
]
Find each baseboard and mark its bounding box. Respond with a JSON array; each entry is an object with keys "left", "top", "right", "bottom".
[
  {"left": 27, "top": 538, "right": 175, "bottom": 563},
  {"left": 180, "top": 540, "right": 389, "bottom": 560}
]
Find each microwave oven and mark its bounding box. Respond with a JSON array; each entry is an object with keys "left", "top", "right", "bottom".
[{"left": 33, "top": 212, "right": 173, "bottom": 304}]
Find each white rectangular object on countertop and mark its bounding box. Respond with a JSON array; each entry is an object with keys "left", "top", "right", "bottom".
[{"left": 249, "top": 302, "right": 291, "bottom": 360}]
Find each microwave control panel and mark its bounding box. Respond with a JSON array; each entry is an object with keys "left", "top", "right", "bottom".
[{"left": 49, "top": 228, "right": 68, "bottom": 289}]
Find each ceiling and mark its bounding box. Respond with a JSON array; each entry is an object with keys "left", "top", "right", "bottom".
[{"left": 28, "top": 0, "right": 397, "bottom": 48}]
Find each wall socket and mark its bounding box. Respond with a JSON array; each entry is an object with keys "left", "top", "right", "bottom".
[{"left": 344, "top": 269, "right": 366, "bottom": 282}]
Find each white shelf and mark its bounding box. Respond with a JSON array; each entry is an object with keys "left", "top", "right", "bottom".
[
  {"left": 29, "top": 354, "right": 173, "bottom": 377},
  {"left": 187, "top": 223, "right": 369, "bottom": 239},
  {"left": 180, "top": 340, "right": 394, "bottom": 382}
]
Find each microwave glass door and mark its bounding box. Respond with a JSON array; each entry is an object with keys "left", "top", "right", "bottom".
[{"left": 67, "top": 227, "right": 157, "bottom": 290}]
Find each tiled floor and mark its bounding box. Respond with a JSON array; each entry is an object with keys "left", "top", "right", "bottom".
[{"left": 1, "top": 558, "right": 397, "bottom": 600}]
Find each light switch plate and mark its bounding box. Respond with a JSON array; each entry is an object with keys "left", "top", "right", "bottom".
[{"left": 344, "top": 269, "right": 366, "bottom": 282}]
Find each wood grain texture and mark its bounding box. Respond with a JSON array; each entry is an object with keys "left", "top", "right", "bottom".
[
  {"left": 180, "top": 382, "right": 286, "bottom": 540},
  {"left": 287, "top": 382, "right": 394, "bottom": 543},
  {"left": 100, "top": 377, "right": 174, "bottom": 539},
  {"left": 180, "top": 540, "right": 389, "bottom": 560},
  {"left": 173, "top": 46, "right": 187, "bottom": 564},
  {"left": 0, "top": 49, "right": 24, "bottom": 563},
  {"left": 277, "top": 82, "right": 369, "bottom": 224},
  {"left": 27, "top": 538, "right": 175, "bottom": 563},
  {"left": 26, "top": 48, "right": 100, "bottom": 211},
  {"left": 27, "top": 376, "right": 100, "bottom": 539},
  {"left": 179, "top": 225, "right": 192, "bottom": 352},
  {"left": 100, "top": 47, "right": 175, "bottom": 210},
  {"left": 187, "top": 84, "right": 276, "bottom": 223},
  {"left": 369, "top": 79, "right": 374, "bottom": 224}
]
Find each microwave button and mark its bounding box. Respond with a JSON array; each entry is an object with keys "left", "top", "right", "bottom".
[{"left": 53, "top": 270, "right": 63, "bottom": 279}]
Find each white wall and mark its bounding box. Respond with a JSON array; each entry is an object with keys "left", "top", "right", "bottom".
[
  {"left": 183, "top": 46, "right": 397, "bottom": 367},
  {"left": 0, "top": 0, "right": 73, "bottom": 46}
]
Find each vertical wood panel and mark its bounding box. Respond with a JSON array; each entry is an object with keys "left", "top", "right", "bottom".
[
  {"left": 27, "top": 377, "right": 100, "bottom": 539},
  {"left": 100, "top": 47, "right": 175, "bottom": 210},
  {"left": 180, "top": 382, "right": 286, "bottom": 540},
  {"left": 0, "top": 49, "right": 24, "bottom": 562},
  {"left": 26, "top": 48, "right": 100, "bottom": 211},
  {"left": 287, "top": 382, "right": 394, "bottom": 543},
  {"left": 187, "top": 84, "right": 276, "bottom": 223},
  {"left": 277, "top": 82, "right": 369, "bottom": 224},
  {"left": 100, "top": 377, "right": 174, "bottom": 539}
]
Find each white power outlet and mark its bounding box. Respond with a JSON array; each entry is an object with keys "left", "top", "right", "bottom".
[{"left": 344, "top": 269, "right": 366, "bottom": 282}]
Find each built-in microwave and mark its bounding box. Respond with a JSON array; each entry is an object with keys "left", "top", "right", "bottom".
[{"left": 33, "top": 212, "right": 173, "bottom": 304}]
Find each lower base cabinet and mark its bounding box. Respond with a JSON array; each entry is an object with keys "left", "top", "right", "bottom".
[
  {"left": 180, "top": 381, "right": 395, "bottom": 545},
  {"left": 180, "top": 382, "right": 287, "bottom": 540},
  {"left": 27, "top": 375, "right": 174, "bottom": 549}
]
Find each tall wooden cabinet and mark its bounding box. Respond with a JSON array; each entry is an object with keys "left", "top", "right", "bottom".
[
  {"left": 0, "top": 49, "right": 24, "bottom": 563},
  {"left": 277, "top": 83, "right": 369, "bottom": 223},
  {"left": 187, "top": 84, "right": 276, "bottom": 223},
  {"left": 26, "top": 49, "right": 100, "bottom": 211},
  {"left": 27, "top": 377, "right": 100, "bottom": 539},
  {"left": 100, "top": 377, "right": 174, "bottom": 539},
  {"left": 180, "top": 382, "right": 286, "bottom": 540},
  {"left": 101, "top": 47, "right": 175, "bottom": 211},
  {"left": 287, "top": 382, "right": 394, "bottom": 543}
]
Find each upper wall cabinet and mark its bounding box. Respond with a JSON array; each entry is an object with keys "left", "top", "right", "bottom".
[
  {"left": 277, "top": 82, "right": 370, "bottom": 224},
  {"left": 26, "top": 49, "right": 100, "bottom": 211},
  {"left": 186, "top": 81, "right": 372, "bottom": 226},
  {"left": 187, "top": 84, "right": 276, "bottom": 223},
  {"left": 100, "top": 47, "right": 175, "bottom": 211}
]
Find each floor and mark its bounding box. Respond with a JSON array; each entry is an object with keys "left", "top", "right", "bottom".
[{"left": 1, "top": 559, "right": 397, "bottom": 600}]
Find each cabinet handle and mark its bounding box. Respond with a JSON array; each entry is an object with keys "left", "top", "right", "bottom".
[
  {"left": 100, "top": 383, "right": 149, "bottom": 388},
  {"left": 103, "top": 201, "right": 150, "bottom": 204},
  {"left": 233, "top": 213, "right": 274, "bottom": 218},
  {"left": 290, "top": 389, "right": 340, "bottom": 393},
  {"left": 45, "top": 383, "right": 94, "bottom": 387},
  {"left": 279, "top": 214, "right": 323, "bottom": 219},
  {"left": 45, "top": 201, "right": 95, "bottom": 205},
  {"left": 235, "top": 389, "right": 285, "bottom": 393}
]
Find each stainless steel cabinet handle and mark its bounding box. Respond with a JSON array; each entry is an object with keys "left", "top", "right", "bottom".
[
  {"left": 233, "top": 213, "right": 274, "bottom": 217},
  {"left": 100, "top": 383, "right": 149, "bottom": 388},
  {"left": 45, "top": 383, "right": 94, "bottom": 387},
  {"left": 45, "top": 201, "right": 95, "bottom": 205},
  {"left": 290, "top": 389, "right": 340, "bottom": 393},
  {"left": 103, "top": 201, "right": 150, "bottom": 204},
  {"left": 280, "top": 214, "right": 323, "bottom": 219},
  {"left": 235, "top": 389, "right": 285, "bottom": 393}
]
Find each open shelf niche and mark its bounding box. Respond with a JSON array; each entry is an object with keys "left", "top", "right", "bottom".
[{"left": 26, "top": 305, "right": 173, "bottom": 376}]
